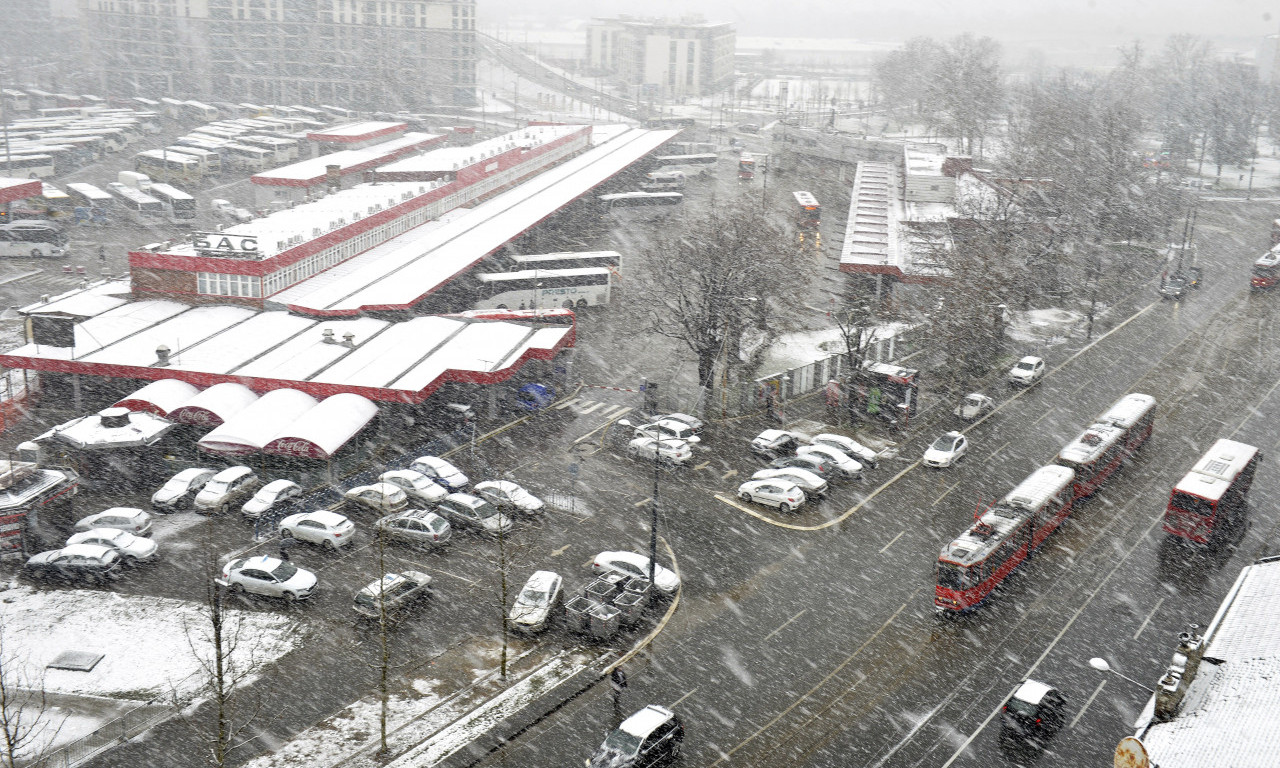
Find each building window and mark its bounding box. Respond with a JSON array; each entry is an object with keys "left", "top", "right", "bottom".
[{"left": 198, "top": 272, "right": 261, "bottom": 298}]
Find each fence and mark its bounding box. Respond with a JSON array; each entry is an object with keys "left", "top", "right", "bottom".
[{"left": 29, "top": 701, "right": 174, "bottom": 768}]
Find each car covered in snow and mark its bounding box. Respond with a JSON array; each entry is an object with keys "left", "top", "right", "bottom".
[
  {"left": 810, "top": 433, "right": 880, "bottom": 468},
  {"left": 74, "top": 507, "right": 152, "bottom": 537},
  {"left": 1008, "top": 356, "right": 1045, "bottom": 386},
  {"left": 953, "top": 393, "right": 995, "bottom": 422},
  {"left": 796, "top": 444, "right": 863, "bottom": 480},
  {"left": 409, "top": 456, "right": 469, "bottom": 491},
  {"left": 591, "top": 551, "right": 680, "bottom": 596},
  {"left": 66, "top": 528, "right": 158, "bottom": 565},
  {"left": 241, "top": 479, "right": 302, "bottom": 520},
  {"left": 343, "top": 483, "right": 409, "bottom": 515},
  {"left": 353, "top": 570, "right": 433, "bottom": 620},
  {"left": 923, "top": 431, "right": 969, "bottom": 468},
  {"left": 151, "top": 467, "right": 216, "bottom": 512},
  {"left": 24, "top": 544, "right": 122, "bottom": 584},
  {"left": 737, "top": 478, "right": 807, "bottom": 512},
  {"left": 375, "top": 509, "right": 452, "bottom": 548},
  {"left": 509, "top": 570, "right": 563, "bottom": 633},
  {"left": 379, "top": 469, "right": 448, "bottom": 506},
  {"left": 436, "top": 493, "right": 511, "bottom": 536},
  {"left": 751, "top": 429, "right": 808, "bottom": 457},
  {"left": 751, "top": 467, "right": 828, "bottom": 497},
  {"left": 278, "top": 510, "right": 356, "bottom": 550},
  {"left": 217, "top": 555, "right": 317, "bottom": 601},
  {"left": 627, "top": 436, "right": 695, "bottom": 465},
  {"left": 193, "top": 466, "right": 261, "bottom": 514},
  {"left": 474, "top": 480, "right": 544, "bottom": 514}
]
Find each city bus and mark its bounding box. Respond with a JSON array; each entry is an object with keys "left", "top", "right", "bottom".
[
  {"left": 66, "top": 182, "right": 116, "bottom": 213},
  {"left": 1054, "top": 393, "right": 1156, "bottom": 500},
  {"left": 0, "top": 219, "right": 69, "bottom": 258},
  {"left": 148, "top": 183, "right": 197, "bottom": 221},
  {"left": 1251, "top": 246, "right": 1280, "bottom": 291},
  {"left": 653, "top": 153, "right": 718, "bottom": 168},
  {"left": 320, "top": 105, "right": 358, "bottom": 119},
  {"left": 42, "top": 132, "right": 110, "bottom": 157},
  {"left": 1163, "top": 439, "right": 1260, "bottom": 547},
  {"left": 184, "top": 101, "right": 220, "bottom": 122},
  {"left": 47, "top": 129, "right": 126, "bottom": 153},
  {"left": 640, "top": 170, "right": 686, "bottom": 191},
  {"left": 793, "top": 191, "right": 821, "bottom": 231},
  {"left": 175, "top": 135, "right": 231, "bottom": 159},
  {"left": 738, "top": 153, "right": 756, "bottom": 181},
  {"left": 107, "top": 182, "right": 165, "bottom": 220},
  {"left": 164, "top": 145, "right": 222, "bottom": 176},
  {"left": 133, "top": 97, "right": 161, "bottom": 110},
  {"left": 508, "top": 251, "right": 622, "bottom": 276},
  {"left": 597, "top": 191, "right": 683, "bottom": 211},
  {"left": 1, "top": 89, "right": 30, "bottom": 114},
  {"left": 158, "top": 97, "right": 187, "bottom": 120},
  {"left": 474, "top": 267, "right": 612, "bottom": 310},
  {"left": 134, "top": 149, "right": 203, "bottom": 184},
  {"left": 237, "top": 135, "right": 298, "bottom": 163},
  {"left": 223, "top": 143, "right": 273, "bottom": 172},
  {"left": 0, "top": 154, "right": 56, "bottom": 179},
  {"left": 935, "top": 464, "right": 1076, "bottom": 613}
]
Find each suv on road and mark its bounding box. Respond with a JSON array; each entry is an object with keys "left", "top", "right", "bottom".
[
  {"left": 1008, "top": 356, "right": 1045, "bottom": 387},
  {"left": 1000, "top": 679, "right": 1067, "bottom": 749},
  {"left": 587, "top": 705, "right": 684, "bottom": 768}
]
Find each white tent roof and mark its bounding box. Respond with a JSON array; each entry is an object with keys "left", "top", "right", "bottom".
[
  {"left": 263, "top": 393, "right": 378, "bottom": 460},
  {"left": 196, "top": 388, "right": 319, "bottom": 456},
  {"left": 168, "top": 382, "right": 259, "bottom": 427},
  {"left": 113, "top": 378, "right": 200, "bottom": 417}
]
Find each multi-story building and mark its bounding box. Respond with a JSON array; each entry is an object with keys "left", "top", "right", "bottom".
[
  {"left": 585, "top": 16, "right": 734, "bottom": 99},
  {"left": 78, "top": 0, "right": 477, "bottom": 108}
]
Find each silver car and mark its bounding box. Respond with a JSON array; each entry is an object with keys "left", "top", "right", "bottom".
[
  {"left": 379, "top": 469, "right": 448, "bottom": 506},
  {"left": 151, "top": 468, "right": 216, "bottom": 512},
  {"left": 810, "top": 433, "right": 879, "bottom": 468},
  {"left": 242, "top": 479, "right": 302, "bottom": 520},
  {"left": 66, "top": 528, "right": 158, "bottom": 565},
  {"left": 344, "top": 483, "right": 410, "bottom": 514},
  {"left": 74, "top": 507, "right": 152, "bottom": 537},
  {"left": 437, "top": 493, "right": 512, "bottom": 536},
  {"left": 474, "top": 480, "right": 545, "bottom": 514},
  {"left": 353, "top": 570, "right": 433, "bottom": 620},
  {"left": 194, "top": 466, "right": 261, "bottom": 514},
  {"left": 509, "top": 570, "right": 563, "bottom": 633},
  {"left": 797, "top": 444, "right": 863, "bottom": 480},
  {"left": 751, "top": 467, "right": 828, "bottom": 497},
  {"left": 374, "top": 509, "right": 452, "bottom": 547}
]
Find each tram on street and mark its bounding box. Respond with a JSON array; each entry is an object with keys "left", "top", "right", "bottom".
[{"left": 1053, "top": 393, "right": 1155, "bottom": 500}]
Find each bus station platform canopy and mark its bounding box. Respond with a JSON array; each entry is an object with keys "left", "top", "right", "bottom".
[
  {"left": 113, "top": 378, "right": 200, "bottom": 417},
  {"left": 838, "top": 161, "right": 947, "bottom": 283},
  {"left": 306, "top": 121, "right": 407, "bottom": 144},
  {"left": 250, "top": 132, "right": 446, "bottom": 187},
  {"left": 0, "top": 178, "right": 41, "bottom": 206},
  {"left": 197, "top": 388, "right": 319, "bottom": 456},
  {"left": 270, "top": 125, "right": 677, "bottom": 316},
  {"left": 263, "top": 393, "right": 379, "bottom": 460},
  {"left": 0, "top": 280, "right": 574, "bottom": 404}
]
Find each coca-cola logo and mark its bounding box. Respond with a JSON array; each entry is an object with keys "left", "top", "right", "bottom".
[
  {"left": 268, "top": 437, "right": 321, "bottom": 459},
  {"left": 175, "top": 409, "right": 221, "bottom": 427}
]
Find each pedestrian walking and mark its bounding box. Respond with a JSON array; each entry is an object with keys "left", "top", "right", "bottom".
[
  {"left": 278, "top": 535, "right": 296, "bottom": 562},
  {"left": 98, "top": 245, "right": 106, "bottom": 262}
]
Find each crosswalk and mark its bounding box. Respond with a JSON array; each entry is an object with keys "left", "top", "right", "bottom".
[{"left": 554, "top": 395, "right": 633, "bottom": 421}]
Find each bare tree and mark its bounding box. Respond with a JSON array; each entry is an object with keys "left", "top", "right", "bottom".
[{"left": 0, "top": 631, "right": 59, "bottom": 768}]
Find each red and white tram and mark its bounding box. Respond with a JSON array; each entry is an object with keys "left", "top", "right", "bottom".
[{"left": 1054, "top": 393, "right": 1155, "bottom": 500}]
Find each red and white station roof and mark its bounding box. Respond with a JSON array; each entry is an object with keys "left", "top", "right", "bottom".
[
  {"left": 0, "top": 177, "right": 41, "bottom": 206},
  {"left": 2, "top": 281, "right": 574, "bottom": 404}
]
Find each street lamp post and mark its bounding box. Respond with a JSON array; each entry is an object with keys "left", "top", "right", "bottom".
[
  {"left": 780, "top": 375, "right": 791, "bottom": 427},
  {"left": 1088, "top": 658, "right": 1155, "bottom": 693}
]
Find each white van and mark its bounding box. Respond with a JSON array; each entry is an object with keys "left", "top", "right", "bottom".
[
  {"left": 117, "top": 170, "right": 152, "bottom": 191},
  {"left": 641, "top": 170, "right": 686, "bottom": 191}
]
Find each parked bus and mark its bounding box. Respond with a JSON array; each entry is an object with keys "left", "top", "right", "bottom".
[
  {"left": 1, "top": 89, "right": 30, "bottom": 114},
  {"left": 738, "top": 154, "right": 756, "bottom": 181},
  {"left": 165, "top": 145, "right": 222, "bottom": 176},
  {"left": 237, "top": 135, "right": 298, "bottom": 163},
  {"left": 133, "top": 97, "right": 161, "bottom": 110},
  {"left": 148, "top": 183, "right": 197, "bottom": 221},
  {"left": 474, "top": 267, "right": 612, "bottom": 310},
  {"left": 1251, "top": 246, "right": 1280, "bottom": 291},
  {"left": 175, "top": 135, "right": 231, "bottom": 156},
  {"left": 66, "top": 182, "right": 116, "bottom": 213},
  {"left": 1163, "top": 439, "right": 1260, "bottom": 547},
  {"left": 158, "top": 97, "right": 187, "bottom": 120},
  {"left": 793, "top": 191, "right": 821, "bottom": 230},
  {"left": 320, "top": 104, "right": 357, "bottom": 119},
  {"left": 43, "top": 131, "right": 114, "bottom": 155},
  {"left": 184, "top": 101, "right": 220, "bottom": 122},
  {"left": 238, "top": 103, "right": 269, "bottom": 118},
  {"left": 134, "top": 149, "right": 203, "bottom": 183},
  {"left": 935, "top": 465, "right": 1076, "bottom": 613},
  {"left": 645, "top": 117, "right": 696, "bottom": 129},
  {"left": 507, "top": 251, "right": 622, "bottom": 275},
  {"left": 597, "top": 191, "right": 683, "bottom": 210},
  {"left": 1054, "top": 393, "right": 1156, "bottom": 500},
  {"left": 107, "top": 182, "right": 165, "bottom": 219},
  {"left": 0, "top": 219, "right": 69, "bottom": 258},
  {"left": 640, "top": 171, "right": 686, "bottom": 191},
  {"left": 0, "top": 154, "right": 56, "bottom": 179},
  {"left": 223, "top": 143, "right": 273, "bottom": 172},
  {"left": 653, "top": 153, "right": 718, "bottom": 167}
]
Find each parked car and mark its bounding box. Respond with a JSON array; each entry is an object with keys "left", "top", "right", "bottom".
[
  {"left": 751, "top": 467, "right": 828, "bottom": 497},
  {"left": 66, "top": 528, "right": 158, "bottom": 565},
  {"left": 655, "top": 412, "right": 705, "bottom": 435},
  {"left": 24, "top": 544, "right": 122, "bottom": 584},
  {"left": 74, "top": 507, "right": 152, "bottom": 537},
  {"left": 379, "top": 469, "right": 448, "bottom": 506},
  {"left": 796, "top": 444, "right": 863, "bottom": 480},
  {"left": 151, "top": 467, "right": 216, "bottom": 512},
  {"left": 353, "top": 570, "right": 433, "bottom": 620},
  {"left": 217, "top": 555, "right": 317, "bottom": 601},
  {"left": 737, "top": 123, "right": 761, "bottom": 133},
  {"left": 923, "top": 431, "right": 968, "bottom": 468},
  {"left": 193, "top": 466, "right": 261, "bottom": 514},
  {"left": 628, "top": 436, "right": 694, "bottom": 465},
  {"left": 769, "top": 454, "right": 837, "bottom": 481},
  {"left": 1008, "top": 356, "right": 1045, "bottom": 386},
  {"left": 1185, "top": 266, "right": 1203, "bottom": 289},
  {"left": 436, "top": 493, "right": 512, "bottom": 535},
  {"left": 810, "top": 433, "right": 879, "bottom": 468},
  {"left": 375, "top": 509, "right": 452, "bottom": 547},
  {"left": 624, "top": 418, "right": 701, "bottom": 444},
  {"left": 587, "top": 705, "right": 684, "bottom": 768},
  {"left": 751, "top": 429, "right": 808, "bottom": 457},
  {"left": 343, "top": 483, "right": 409, "bottom": 515},
  {"left": 591, "top": 551, "right": 680, "bottom": 596},
  {"left": 953, "top": 393, "right": 995, "bottom": 422},
  {"left": 279, "top": 510, "right": 356, "bottom": 550},
  {"left": 474, "top": 480, "right": 545, "bottom": 514},
  {"left": 508, "top": 570, "right": 563, "bottom": 633},
  {"left": 242, "top": 479, "right": 302, "bottom": 520},
  {"left": 1000, "top": 679, "right": 1067, "bottom": 749},
  {"left": 738, "top": 479, "right": 807, "bottom": 512},
  {"left": 1159, "top": 272, "right": 1190, "bottom": 300},
  {"left": 409, "top": 456, "right": 469, "bottom": 491}
]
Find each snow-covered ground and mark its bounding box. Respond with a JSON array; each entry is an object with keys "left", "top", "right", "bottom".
[{"left": 1006, "top": 308, "right": 1087, "bottom": 345}]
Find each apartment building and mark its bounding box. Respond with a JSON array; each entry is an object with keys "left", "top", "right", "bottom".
[{"left": 586, "top": 16, "right": 735, "bottom": 99}]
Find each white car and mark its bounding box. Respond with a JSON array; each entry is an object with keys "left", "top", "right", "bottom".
[
  {"left": 375, "top": 509, "right": 452, "bottom": 547},
  {"left": 625, "top": 418, "right": 701, "bottom": 444},
  {"left": 193, "top": 466, "right": 261, "bottom": 514},
  {"left": 279, "top": 510, "right": 356, "bottom": 550},
  {"left": 627, "top": 436, "right": 694, "bottom": 465},
  {"left": 74, "top": 507, "right": 152, "bottom": 537},
  {"left": 379, "top": 469, "right": 448, "bottom": 506},
  {"left": 344, "top": 483, "right": 409, "bottom": 514},
  {"left": 509, "top": 570, "right": 563, "bottom": 633},
  {"left": 474, "top": 480, "right": 545, "bottom": 514},
  {"left": 953, "top": 393, "right": 996, "bottom": 421},
  {"left": 751, "top": 467, "right": 828, "bottom": 497},
  {"left": 656, "top": 412, "right": 704, "bottom": 435},
  {"left": 353, "top": 571, "right": 433, "bottom": 619},
  {"left": 924, "top": 431, "right": 969, "bottom": 468},
  {"left": 437, "top": 493, "right": 512, "bottom": 535},
  {"left": 217, "top": 555, "right": 317, "bottom": 601},
  {"left": 810, "top": 433, "right": 879, "bottom": 468},
  {"left": 737, "top": 479, "right": 807, "bottom": 512},
  {"left": 1008, "top": 356, "right": 1045, "bottom": 386},
  {"left": 797, "top": 444, "right": 863, "bottom": 479},
  {"left": 242, "top": 479, "right": 302, "bottom": 520},
  {"left": 409, "top": 456, "right": 469, "bottom": 491},
  {"left": 151, "top": 468, "right": 216, "bottom": 512},
  {"left": 751, "top": 429, "right": 808, "bottom": 457},
  {"left": 66, "top": 528, "right": 158, "bottom": 565},
  {"left": 591, "top": 551, "right": 680, "bottom": 596}
]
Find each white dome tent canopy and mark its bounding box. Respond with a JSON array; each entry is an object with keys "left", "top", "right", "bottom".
[
  {"left": 263, "top": 394, "right": 379, "bottom": 475},
  {"left": 167, "top": 382, "right": 260, "bottom": 428},
  {"left": 196, "top": 389, "right": 320, "bottom": 457},
  {"left": 112, "top": 379, "right": 200, "bottom": 418}
]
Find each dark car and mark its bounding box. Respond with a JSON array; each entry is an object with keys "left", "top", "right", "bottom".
[
  {"left": 587, "top": 704, "right": 683, "bottom": 768},
  {"left": 1000, "top": 679, "right": 1067, "bottom": 749},
  {"left": 1185, "top": 266, "right": 1203, "bottom": 289},
  {"left": 1159, "top": 273, "right": 1190, "bottom": 300},
  {"left": 770, "top": 454, "right": 836, "bottom": 481},
  {"left": 24, "top": 544, "right": 122, "bottom": 584}
]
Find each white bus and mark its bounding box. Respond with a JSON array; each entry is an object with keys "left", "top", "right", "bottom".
[
  {"left": 237, "top": 135, "right": 298, "bottom": 162},
  {"left": 194, "top": 126, "right": 248, "bottom": 142},
  {"left": 66, "top": 182, "right": 116, "bottom": 212},
  {"left": 474, "top": 267, "right": 613, "bottom": 310},
  {"left": 134, "top": 149, "right": 203, "bottom": 184},
  {"left": 320, "top": 104, "right": 357, "bottom": 119},
  {"left": 597, "top": 191, "right": 684, "bottom": 210},
  {"left": 133, "top": 97, "right": 161, "bottom": 110},
  {"left": 158, "top": 97, "right": 187, "bottom": 119},
  {"left": 148, "top": 182, "right": 197, "bottom": 221},
  {"left": 0, "top": 220, "right": 68, "bottom": 259},
  {"left": 45, "top": 131, "right": 118, "bottom": 154},
  {"left": 0, "top": 154, "right": 56, "bottom": 179},
  {"left": 107, "top": 182, "right": 165, "bottom": 219},
  {"left": 640, "top": 170, "right": 686, "bottom": 191},
  {"left": 1, "top": 89, "right": 30, "bottom": 114},
  {"left": 184, "top": 101, "right": 220, "bottom": 122},
  {"left": 165, "top": 145, "right": 222, "bottom": 175},
  {"left": 507, "top": 251, "right": 623, "bottom": 275},
  {"left": 223, "top": 143, "right": 273, "bottom": 172}
]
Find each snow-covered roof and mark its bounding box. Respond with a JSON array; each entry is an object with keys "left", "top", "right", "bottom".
[
  {"left": 377, "top": 125, "right": 583, "bottom": 175},
  {"left": 838, "top": 161, "right": 947, "bottom": 283},
  {"left": 263, "top": 393, "right": 377, "bottom": 460},
  {"left": 1173, "top": 439, "right": 1259, "bottom": 503},
  {"left": 168, "top": 382, "right": 259, "bottom": 427},
  {"left": 250, "top": 132, "right": 443, "bottom": 185},
  {"left": 272, "top": 126, "right": 677, "bottom": 315},
  {"left": 0, "top": 177, "right": 41, "bottom": 205},
  {"left": 43, "top": 408, "right": 175, "bottom": 449},
  {"left": 196, "top": 389, "right": 319, "bottom": 456},
  {"left": 113, "top": 378, "right": 200, "bottom": 416},
  {"left": 0, "top": 291, "right": 574, "bottom": 404},
  {"left": 306, "top": 121, "right": 406, "bottom": 142},
  {"left": 1136, "top": 557, "right": 1280, "bottom": 767}
]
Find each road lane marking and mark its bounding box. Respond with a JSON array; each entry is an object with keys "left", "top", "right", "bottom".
[
  {"left": 670, "top": 687, "right": 699, "bottom": 708},
  {"left": 1069, "top": 680, "right": 1106, "bottom": 730},
  {"left": 1133, "top": 596, "right": 1166, "bottom": 640},
  {"left": 553, "top": 397, "right": 583, "bottom": 411},
  {"left": 693, "top": 461, "right": 710, "bottom": 470},
  {"left": 763, "top": 609, "right": 808, "bottom": 642},
  {"left": 598, "top": 405, "right": 628, "bottom": 419},
  {"left": 571, "top": 408, "right": 633, "bottom": 445},
  {"left": 579, "top": 401, "right": 607, "bottom": 415},
  {"left": 721, "top": 469, "right": 738, "bottom": 480},
  {"left": 549, "top": 544, "right": 569, "bottom": 556},
  {"left": 634, "top": 497, "right": 651, "bottom": 507},
  {"left": 878, "top": 530, "right": 904, "bottom": 554},
  {"left": 1031, "top": 409, "right": 1053, "bottom": 426},
  {"left": 931, "top": 481, "right": 961, "bottom": 507},
  {"left": 986, "top": 440, "right": 1011, "bottom": 460},
  {"left": 711, "top": 593, "right": 919, "bottom": 767}
]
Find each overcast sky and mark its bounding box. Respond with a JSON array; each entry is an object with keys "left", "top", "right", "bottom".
[{"left": 484, "top": 0, "right": 1275, "bottom": 58}]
